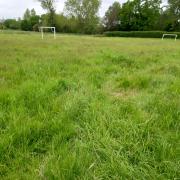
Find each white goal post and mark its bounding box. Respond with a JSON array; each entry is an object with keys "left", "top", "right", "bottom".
[
  {"left": 39, "top": 27, "right": 56, "bottom": 39},
  {"left": 162, "top": 34, "right": 178, "bottom": 41}
]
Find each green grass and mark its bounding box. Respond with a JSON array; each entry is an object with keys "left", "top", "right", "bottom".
[{"left": 0, "top": 32, "right": 180, "bottom": 179}]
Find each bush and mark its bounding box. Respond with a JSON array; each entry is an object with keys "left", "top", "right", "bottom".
[
  {"left": 21, "top": 15, "right": 40, "bottom": 31},
  {"left": 54, "top": 14, "right": 79, "bottom": 33},
  {"left": 0, "top": 23, "right": 4, "bottom": 30},
  {"left": 21, "top": 20, "right": 31, "bottom": 31},
  {"left": 33, "top": 24, "right": 39, "bottom": 32},
  {"left": 4, "top": 19, "right": 20, "bottom": 30},
  {"left": 104, "top": 31, "right": 180, "bottom": 39}
]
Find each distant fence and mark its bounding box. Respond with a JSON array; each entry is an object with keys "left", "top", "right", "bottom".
[{"left": 104, "top": 31, "right": 180, "bottom": 39}]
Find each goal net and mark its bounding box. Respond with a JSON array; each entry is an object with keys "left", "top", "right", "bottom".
[{"left": 39, "top": 27, "right": 56, "bottom": 39}]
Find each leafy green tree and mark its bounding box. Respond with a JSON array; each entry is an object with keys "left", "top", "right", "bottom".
[
  {"left": 168, "top": 0, "right": 180, "bottom": 17},
  {"left": 139, "top": 0, "right": 162, "bottom": 30},
  {"left": 168, "top": 0, "right": 180, "bottom": 30},
  {"left": 104, "top": 2, "right": 121, "bottom": 31},
  {"left": 120, "top": 0, "right": 161, "bottom": 31},
  {"left": 55, "top": 14, "right": 78, "bottom": 33},
  {"left": 31, "top": 9, "right": 37, "bottom": 17},
  {"left": 0, "top": 23, "right": 4, "bottom": 30},
  {"left": 120, "top": 0, "right": 139, "bottom": 30},
  {"left": 24, "top": 9, "right": 31, "bottom": 20},
  {"left": 4, "top": 19, "right": 20, "bottom": 29},
  {"left": 21, "top": 20, "right": 31, "bottom": 31},
  {"left": 65, "top": 0, "right": 101, "bottom": 33},
  {"left": 37, "top": 0, "right": 56, "bottom": 26},
  {"left": 21, "top": 9, "right": 40, "bottom": 31}
]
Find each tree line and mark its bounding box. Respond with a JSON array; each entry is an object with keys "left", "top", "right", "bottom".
[{"left": 0, "top": 0, "right": 179, "bottom": 33}]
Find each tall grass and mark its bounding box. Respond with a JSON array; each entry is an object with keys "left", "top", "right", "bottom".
[{"left": 0, "top": 32, "right": 179, "bottom": 179}]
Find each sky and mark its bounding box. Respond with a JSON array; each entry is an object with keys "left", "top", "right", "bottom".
[
  {"left": 0, "top": 0, "right": 128, "bottom": 19},
  {"left": 0, "top": 0, "right": 166, "bottom": 19}
]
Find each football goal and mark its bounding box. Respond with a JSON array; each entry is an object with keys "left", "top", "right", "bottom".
[
  {"left": 162, "top": 34, "right": 178, "bottom": 41},
  {"left": 39, "top": 27, "right": 56, "bottom": 40}
]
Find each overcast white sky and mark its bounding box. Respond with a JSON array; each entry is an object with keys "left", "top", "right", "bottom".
[
  {"left": 0, "top": 0, "right": 124, "bottom": 19},
  {"left": 0, "top": 0, "right": 166, "bottom": 19}
]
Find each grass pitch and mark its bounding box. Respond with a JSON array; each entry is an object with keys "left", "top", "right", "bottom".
[{"left": 0, "top": 32, "right": 180, "bottom": 179}]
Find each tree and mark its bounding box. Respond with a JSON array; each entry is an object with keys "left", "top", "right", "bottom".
[
  {"left": 120, "top": 0, "right": 161, "bottom": 31},
  {"left": 21, "top": 9, "right": 40, "bottom": 31},
  {"left": 168, "top": 0, "right": 180, "bottom": 30},
  {"left": 104, "top": 2, "right": 121, "bottom": 31},
  {"left": 24, "top": 9, "right": 31, "bottom": 20},
  {"left": 54, "top": 13, "right": 78, "bottom": 33},
  {"left": 168, "top": 0, "right": 180, "bottom": 17},
  {"left": 4, "top": 19, "right": 20, "bottom": 29},
  {"left": 0, "top": 19, "right": 5, "bottom": 30},
  {"left": 65, "top": 0, "right": 101, "bottom": 33},
  {"left": 139, "top": 0, "right": 162, "bottom": 30},
  {"left": 120, "top": 0, "right": 140, "bottom": 30},
  {"left": 0, "top": 23, "right": 4, "bottom": 30},
  {"left": 21, "top": 20, "right": 31, "bottom": 31},
  {"left": 31, "top": 9, "right": 36, "bottom": 17},
  {"left": 37, "top": 0, "right": 56, "bottom": 26}
]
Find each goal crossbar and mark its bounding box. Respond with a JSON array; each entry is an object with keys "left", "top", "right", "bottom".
[
  {"left": 39, "top": 27, "right": 56, "bottom": 39},
  {"left": 162, "top": 34, "right": 178, "bottom": 41}
]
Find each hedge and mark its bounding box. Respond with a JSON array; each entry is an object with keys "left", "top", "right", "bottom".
[{"left": 104, "top": 31, "right": 180, "bottom": 39}]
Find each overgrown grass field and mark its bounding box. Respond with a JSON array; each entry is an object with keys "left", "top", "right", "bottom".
[{"left": 0, "top": 32, "right": 179, "bottom": 179}]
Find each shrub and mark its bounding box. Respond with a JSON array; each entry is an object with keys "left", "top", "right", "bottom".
[
  {"left": 3, "top": 19, "right": 20, "bottom": 30},
  {"left": 104, "top": 31, "right": 180, "bottom": 39},
  {"left": 33, "top": 24, "right": 39, "bottom": 32},
  {"left": 21, "top": 20, "right": 31, "bottom": 31},
  {"left": 0, "top": 23, "right": 4, "bottom": 30}
]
